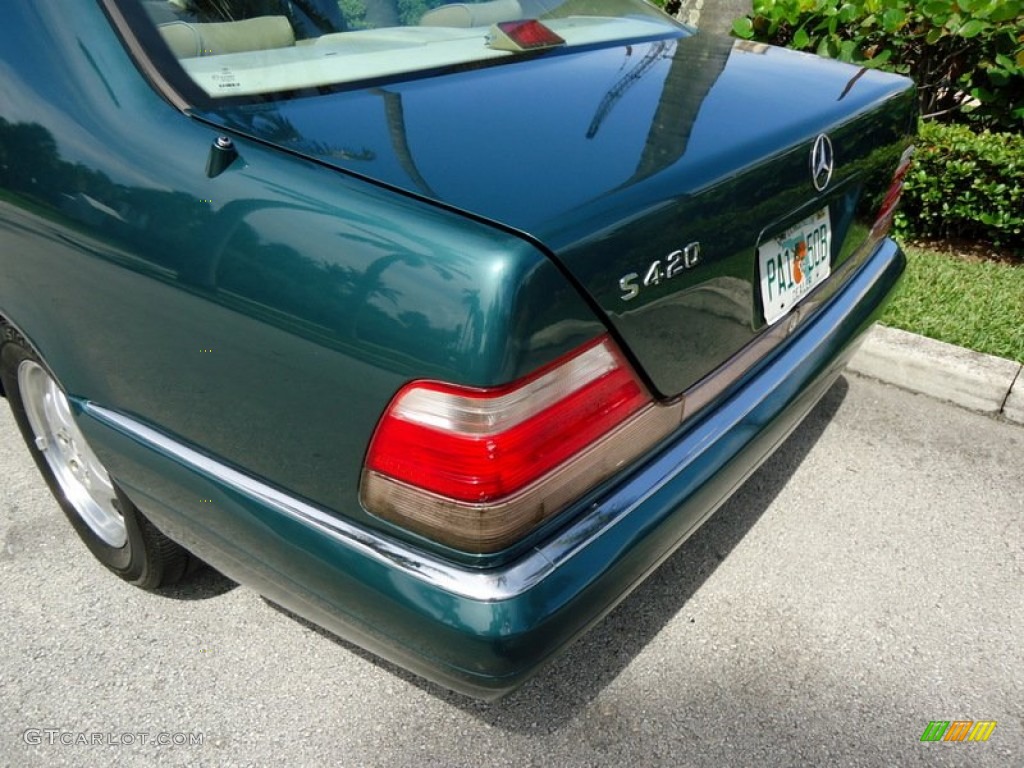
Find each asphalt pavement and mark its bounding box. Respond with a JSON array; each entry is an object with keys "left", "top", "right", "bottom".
[{"left": 1, "top": 328, "right": 1021, "bottom": 767}]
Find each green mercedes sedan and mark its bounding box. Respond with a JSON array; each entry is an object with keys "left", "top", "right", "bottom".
[{"left": 0, "top": 0, "right": 915, "bottom": 698}]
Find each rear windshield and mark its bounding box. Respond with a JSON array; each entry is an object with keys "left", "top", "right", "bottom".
[{"left": 128, "top": 0, "right": 683, "bottom": 98}]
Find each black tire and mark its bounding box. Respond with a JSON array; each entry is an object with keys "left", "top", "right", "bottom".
[{"left": 0, "top": 326, "right": 192, "bottom": 589}]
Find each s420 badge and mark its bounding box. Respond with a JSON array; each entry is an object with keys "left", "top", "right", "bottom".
[{"left": 619, "top": 242, "right": 701, "bottom": 301}]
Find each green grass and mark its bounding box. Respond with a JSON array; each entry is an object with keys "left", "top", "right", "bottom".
[{"left": 881, "top": 245, "right": 1024, "bottom": 364}]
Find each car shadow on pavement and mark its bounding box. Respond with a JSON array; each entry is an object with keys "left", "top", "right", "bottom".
[
  {"left": 155, "top": 560, "right": 239, "bottom": 600},
  {"left": 271, "top": 376, "right": 850, "bottom": 728}
]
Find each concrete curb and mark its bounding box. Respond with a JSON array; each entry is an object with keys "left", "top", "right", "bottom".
[{"left": 848, "top": 325, "right": 1023, "bottom": 426}]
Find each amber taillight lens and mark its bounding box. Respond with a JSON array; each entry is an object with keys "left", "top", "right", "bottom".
[
  {"left": 360, "top": 335, "right": 682, "bottom": 552},
  {"left": 871, "top": 146, "right": 914, "bottom": 239},
  {"left": 366, "top": 337, "right": 647, "bottom": 503}
]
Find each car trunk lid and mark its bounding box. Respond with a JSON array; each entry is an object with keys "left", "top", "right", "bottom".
[{"left": 198, "top": 32, "right": 916, "bottom": 397}]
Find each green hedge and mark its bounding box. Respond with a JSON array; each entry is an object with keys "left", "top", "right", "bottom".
[
  {"left": 732, "top": 1, "right": 1023, "bottom": 253},
  {"left": 897, "top": 122, "right": 1024, "bottom": 255},
  {"left": 733, "top": 0, "right": 1024, "bottom": 132}
]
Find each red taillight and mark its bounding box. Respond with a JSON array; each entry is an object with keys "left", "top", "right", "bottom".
[
  {"left": 871, "top": 146, "right": 914, "bottom": 238},
  {"left": 360, "top": 335, "right": 683, "bottom": 552},
  {"left": 366, "top": 337, "right": 648, "bottom": 503},
  {"left": 487, "top": 20, "right": 565, "bottom": 52},
  {"left": 495, "top": 20, "right": 565, "bottom": 49}
]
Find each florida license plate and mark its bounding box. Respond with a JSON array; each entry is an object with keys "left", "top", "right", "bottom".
[{"left": 758, "top": 207, "right": 832, "bottom": 325}]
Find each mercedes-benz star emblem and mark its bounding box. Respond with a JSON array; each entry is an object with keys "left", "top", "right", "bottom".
[{"left": 810, "top": 134, "right": 834, "bottom": 192}]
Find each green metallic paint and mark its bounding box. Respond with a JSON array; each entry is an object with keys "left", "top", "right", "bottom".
[
  {"left": 72, "top": 235, "right": 904, "bottom": 697},
  {"left": 1, "top": 0, "right": 913, "bottom": 697},
  {"left": 198, "top": 31, "right": 916, "bottom": 397},
  {"left": 0, "top": 2, "right": 602, "bottom": 553}
]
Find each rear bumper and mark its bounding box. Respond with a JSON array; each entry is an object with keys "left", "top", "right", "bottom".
[{"left": 78, "top": 237, "right": 905, "bottom": 699}]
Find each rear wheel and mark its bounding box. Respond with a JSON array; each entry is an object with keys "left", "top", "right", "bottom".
[{"left": 1, "top": 329, "right": 192, "bottom": 589}]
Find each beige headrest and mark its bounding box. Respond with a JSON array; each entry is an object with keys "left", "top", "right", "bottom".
[
  {"left": 419, "top": 0, "right": 524, "bottom": 27},
  {"left": 159, "top": 16, "right": 295, "bottom": 58}
]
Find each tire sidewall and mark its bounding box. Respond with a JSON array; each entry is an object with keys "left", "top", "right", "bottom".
[{"left": 0, "top": 335, "right": 151, "bottom": 581}]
